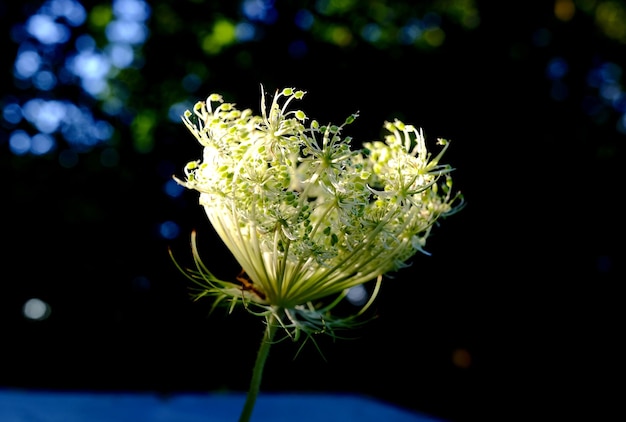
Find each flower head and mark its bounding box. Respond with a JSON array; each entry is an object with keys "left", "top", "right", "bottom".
[{"left": 173, "top": 86, "right": 463, "bottom": 341}]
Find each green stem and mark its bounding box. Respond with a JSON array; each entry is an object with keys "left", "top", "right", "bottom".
[{"left": 238, "top": 311, "right": 279, "bottom": 422}]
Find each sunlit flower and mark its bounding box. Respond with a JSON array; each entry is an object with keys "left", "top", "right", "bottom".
[{"left": 173, "top": 86, "right": 463, "bottom": 341}]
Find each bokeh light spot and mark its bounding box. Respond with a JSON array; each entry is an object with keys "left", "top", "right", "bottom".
[
  {"left": 159, "top": 220, "right": 180, "bottom": 239},
  {"left": 94, "top": 120, "right": 114, "bottom": 140},
  {"left": 31, "top": 133, "right": 56, "bottom": 155},
  {"left": 346, "top": 284, "right": 367, "bottom": 306},
  {"left": 598, "top": 62, "right": 622, "bottom": 84},
  {"left": 48, "top": 0, "right": 87, "bottom": 26},
  {"left": 22, "top": 99, "right": 66, "bottom": 134},
  {"left": 164, "top": 179, "right": 185, "bottom": 198},
  {"left": 241, "top": 0, "right": 278, "bottom": 24},
  {"left": 595, "top": 1, "right": 626, "bottom": 43},
  {"left": 66, "top": 50, "right": 111, "bottom": 81},
  {"left": 398, "top": 19, "right": 422, "bottom": 44},
  {"left": 236, "top": 22, "right": 257, "bottom": 42},
  {"left": 9, "top": 130, "right": 31, "bottom": 155},
  {"left": 202, "top": 19, "right": 237, "bottom": 54},
  {"left": 294, "top": 9, "right": 314, "bottom": 30},
  {"left": 452, "top": 348, "right": 472, "bottom": 369},
  {"left": 89, "top": 4, "right": 114, "bottom": 28},
  {"left": 169, "top": 102, "right": 191, "bottom": 122},
  {"left": 23, "top": 298, "right": 52, "bottom": 321},
  {"left": 106, "top": 20, "right": 149, "bottom": 45},
  {"left": 554, "top": 0, "right": 575, "bottom": 22},
  {"left": 599, "top": 83, "right": 622, "bottom": 103},
  {"left": 26, "top": 14, "right": 71, "bottom": 44},
  {"left": 328, "top": 25, "right": 352, "bottom": 47},
  {"left": 14, "top": 50, "right": 42, "bottom": 79},
  {"left": 113, "top": 0, "right": 151, "bottom": 21},
  {"left": 75, "top": 33, "right": 96, "bottom": 51},
  {"left": 361, "top": 23, "right": 382, "bottom": 43},
  {"left": 3, "top": 103, "right": 23, "bottom": 125},
  {"left": 107, "top": 43, "right": 135, "bottom": 68},
  {"left": 423, "top": 27, "right": 445, "bottom": 47},
  {"left": 33, "top": 70, "right": 58, "bottom": 91},
  {"left": 546, "top": 57, "right": 569, "bottom": 80}
]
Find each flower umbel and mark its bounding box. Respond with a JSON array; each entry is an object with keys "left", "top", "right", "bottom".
[
  {"left": 174, "top": 86, "right": 463, "bottom": 338},
  {"left": 172, "top": 86, "right": 463, "bottom": 422}
]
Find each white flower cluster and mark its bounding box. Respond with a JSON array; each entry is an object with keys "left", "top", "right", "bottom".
[{"left": 175, "top": 86, "right": 463, "bottom": 338}]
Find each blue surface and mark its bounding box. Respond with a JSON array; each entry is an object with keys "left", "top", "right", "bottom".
[{"left": 0, "top": 390, "right": 442, "bottom": 422}]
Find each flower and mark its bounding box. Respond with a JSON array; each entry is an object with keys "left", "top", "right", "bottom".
[{"left": 173, "top": 86, "right": 463, "bottom": 341}]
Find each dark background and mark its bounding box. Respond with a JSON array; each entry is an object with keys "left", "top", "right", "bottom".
[{"left": 1, "top": 1, "right": 623, "bottom": 421}]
